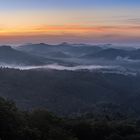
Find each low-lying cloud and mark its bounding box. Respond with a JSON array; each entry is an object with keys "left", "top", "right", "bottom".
[{"left": 0, "top": 64, "right": 118, "bottom": 71}]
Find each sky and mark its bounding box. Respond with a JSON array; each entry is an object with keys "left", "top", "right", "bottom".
[{"left": 0, "top": 0, "right": 140, "bottom": 45}]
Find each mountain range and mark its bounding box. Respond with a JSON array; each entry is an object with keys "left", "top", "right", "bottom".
[
  {"left": 0, "top": 43, "right": 140, "bottom": 116},
  {"left": 0, "top": 43, "right": 140, "bottom": 72}
]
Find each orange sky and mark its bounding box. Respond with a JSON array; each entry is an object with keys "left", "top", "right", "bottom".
[{"left": 0, "top": 2, "right": 139, "bottom": 45}]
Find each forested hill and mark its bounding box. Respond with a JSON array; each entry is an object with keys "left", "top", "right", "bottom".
[
  {"left": 1, "top": 97, "right": 140, "bottom": 140},
  {"left": 0, "top": 68, "right": 140, "bottom": 117}
]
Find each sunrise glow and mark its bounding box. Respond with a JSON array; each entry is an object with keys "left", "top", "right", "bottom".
[{"left": 0, "top": 0, "right": 139, "bottom": 44}]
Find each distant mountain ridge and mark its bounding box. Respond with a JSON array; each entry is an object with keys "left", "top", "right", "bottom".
[
  {"left": 16, "top": 43, "right": 140, "bottom": 63},
  {"left": 17, "top": 43, "right": 102, "bottom": 58},
  {"left": 83, "top": 48, "right": 128, "bottom": 59},
  {"left": 0, "top": 43, "right": 140, "bottom": 68},
  {"left": 0, "top": 45, "right": 47, "bottom": 65}
]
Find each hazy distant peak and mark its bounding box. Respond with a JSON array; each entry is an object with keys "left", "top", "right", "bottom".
[
  {"left": 59, "top": 42, "right": 71, "bottom": 46},
  {"left": 31, "top": 43, "right": 48, "bottom": 46},
  {"left": 72, "top": 43, "right": 90, "bottom": 46},
  {"left": 38, "top": 43, "right": 48, "bottom": 46}
]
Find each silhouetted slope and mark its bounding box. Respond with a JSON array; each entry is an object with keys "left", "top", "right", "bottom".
[
  {"left": 0, "top": 46, "right": 48, "bottom": 65},
  {"left": 1, "top": 97, "right": 140, "bottom": 140}
]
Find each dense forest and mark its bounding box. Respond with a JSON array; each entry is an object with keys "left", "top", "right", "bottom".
[
  {"left": 1, "top": 97, "right": 140, "bottom": 140},
  {"left": 0, "top": 68, "right": 140, "bottom": 117},
  {"left": 0, "top": 43, "right": 140, "bottom": 139},
  {"left": 1, "top": 68, "right": 140, "bottom": 139}
]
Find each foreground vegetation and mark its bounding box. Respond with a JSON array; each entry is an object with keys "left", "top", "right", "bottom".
[{"left": 1, "top": 97, "right": 140, "bottom": 140}]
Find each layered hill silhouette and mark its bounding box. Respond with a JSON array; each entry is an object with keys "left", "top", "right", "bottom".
[
  {"left": 0, "top": 43, "right": 140, "bottom": 68},
  {"left": 17, "top": 43, "right": 140, "bottom": 61},
  {"left": 18, "top": 43, "right": 102, "bottom": 58},
  {"left": 83, "top": 48, "right": 140, "bottom": 60},
  {"left": 0, "top": 45, "right": 60, "bottom": 66}
]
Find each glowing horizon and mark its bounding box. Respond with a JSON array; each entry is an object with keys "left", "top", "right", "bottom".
[{"left": 0, "top": 0, "right": 140, "bottom": 45}]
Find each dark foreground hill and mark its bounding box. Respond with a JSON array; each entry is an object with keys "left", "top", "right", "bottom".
[
  {"left": 1, "top": 97, "right": 140, "bottom": 140},
  {"left": 0, "top": 68, "right": 140, "bottom": 117}
]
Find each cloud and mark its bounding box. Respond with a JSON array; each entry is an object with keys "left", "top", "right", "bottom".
[
  {"left": 124, "top": 18, "right": 140, "bottom": 24},
  {"left": 0, "top": 24, "right": 139, "bottom": 45},
  {"left": 1, "top": 24, "right": 139, "bottom": 36}
]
